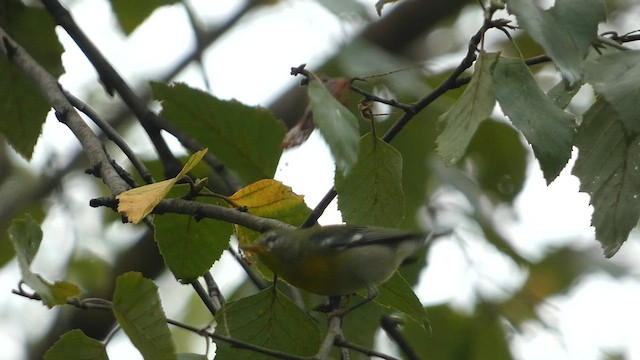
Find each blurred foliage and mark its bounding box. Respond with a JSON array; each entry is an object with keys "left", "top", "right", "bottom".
[
  {"left": 405, "top": 303, "right": 513, "bottom": 360},
  {"left": 110, "top": 0, "right": 180, "bottom": 35},
  {"left": 0, "top": 0, "right": 639, "bottom": 359}
]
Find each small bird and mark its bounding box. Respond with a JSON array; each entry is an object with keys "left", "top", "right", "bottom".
[{"left": 241, "top": 225, "right": 431, "bottom": 311}]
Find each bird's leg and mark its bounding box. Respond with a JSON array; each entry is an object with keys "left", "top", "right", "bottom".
[
  {"left": 326, "top": 286, "right": 381, "bottom": 317},
  {"left": 314, "top": 295, "right": 343, "bottom": 313},
  {"left": 346, "top": 285, "right": 378, "bottom": 313}
]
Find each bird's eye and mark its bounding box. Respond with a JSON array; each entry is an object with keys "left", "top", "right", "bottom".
[{"left": 262, "top": 233, "right": 279, "bottom": 250}]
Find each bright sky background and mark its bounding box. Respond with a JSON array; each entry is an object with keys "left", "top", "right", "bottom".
[{"left": 2, "top": 0, "right": 640, "bottom": 359}]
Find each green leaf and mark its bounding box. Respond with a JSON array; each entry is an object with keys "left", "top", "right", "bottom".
[
  {"left": 9, "top": 215, "right": 81, "bottom": 307},
  {"left": 154, "top": 214, "right": 232, "bottom": 282},
  {"left": 214, "top": 287, "right": 321, "bottom": 359},
  {"left": 38, "top": 280, "right": 82, "bottom": 306},
  {"left": 308, "top": 78, "right": 360, "bottom": 176},
  {"left": 152, "top": 82, "right": 286, "bottom": 184},
  {"left": 465, "top": 120, "right": 527, "bottom": 204},
  {"left": 335, "top": 133, "right": 403, "bottom": 227},
  {"left": 493, "top": 57, "right": 575, "bottom": 184},
  {"left": 506, "top": 0, "right": 605, "bottom": 85},
  {"left": 546, "top": 78, "right": 582, "bottom": 109},
  {"left": 437, "top": 51, "right": 499, "bottom": 165},
  {"left": 377, "top": 272, "right": 430, "bottom": 336},
  {"left": 113, "top": 272, "right": 177, "bottom": 360},
  {"left": 340, "top": 301, "right": 388, "bottom": 355},
  {"left": 0, "top": 173, "right": 45, "bottom": 268},
  {"left": 67, "top": 253, "right": 113, "bottom": 294},
  {"left": 0, "top": 2, "right": 63, "bottom": 159},
  {"left": 44, "top": 329, "right": 108, "bottom": 360},
  {"left": 583, "top": 50, "right": 640, "bottom": 135},
  {"left": 8, "top": 214, "right": 42, "bottom": 268},
  {"left": 390, "top": 111, "right": 438, "bottom": 230},
  {"left": 572, "top": 99, "right": 640, "bottom": 257},
  {"left": 404, "top": 304, "right": 512, "bottom": 360},
  {"left": 110, "top": 0, "right": 179, "bottom": 35}
]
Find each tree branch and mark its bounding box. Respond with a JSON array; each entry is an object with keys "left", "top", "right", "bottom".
[
  {"left": 191, "top": 279, "right": 220, "bottom": 316},
  {"left": 63, "top": 89, "right": 155, "bottom": 184},
  {"left": 203, "top": 271, "right": 225, "bottom": 309},
  {"left": 89, "top": 194, "right": 294, "bottom": 232},
  {"left": 41, "top": 0, "right": 183, "bottom": 177},
  {"left": 315, "top": 315, "right": 343, "bottom": 360},
  {"left": 0, "top": 28, "right": 129, "bottom": 196},
  {"left": 152, "top": 198, "right": 294, "bottom": 233},
  {"left": 349, "top": 82, "right": 414, "bottom": 113},
  {"left": 380, "top": 316, "right": 421, "bottom": 360},
  {"left": 334, "top": 338, "right": 400, "bottom": 360}
]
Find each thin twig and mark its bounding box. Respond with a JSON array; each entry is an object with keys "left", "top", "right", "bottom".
[
  {"left": 228, "top": 245, "right": 270, "bottom": 290},
  {"left": 348, "top": 83, "right": 414, "bottom": 113},
  {"left": 203, "top": 271, "right": 225, "bottom": 309},
  {"left": 182, "top": 1, "right": 212, "bottom": 91},
  {"left": 301, "top": 189, "right": 337, "bottom": 228},
  {"left": 380, "top": 316, "right": 422, "bottom": 360},
  {"left": 104, "top": 150, "right": 139, "bottom": 189},
  {"left": 103, "top": 324, "right": 122, "bottom": 346},
  {"left": 191, "top": 279, "right": 219, "bottom": 316},
  {"left": 334, "top": 338, "right": 400, "bottom": 360},
  {"left": 596, "top": 35, "right": 631, "bottom": 51},
  {"left": 64, "top": 90, "right": 155, "bottom": 184},
  {"left": 207, "top": 331, "right": 314, "bottom": 360}
]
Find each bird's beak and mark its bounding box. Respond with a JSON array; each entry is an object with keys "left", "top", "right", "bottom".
[
  {"left": 239, "top": 243, "right": 260, "bottom": 253},
  {"left": 238, "top": 243, "right": 264, "bottom": 266}
]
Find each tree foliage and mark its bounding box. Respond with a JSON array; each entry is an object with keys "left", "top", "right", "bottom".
[{"left": 1, "top": 0, "right": 639, "bottom": 359}]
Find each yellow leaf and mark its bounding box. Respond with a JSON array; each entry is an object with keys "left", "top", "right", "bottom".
[
  {"left": 116, "top": 179, "right": 174, "bottom": 224},
  {"left": 229, "top": 179, "right": 311, "bottom": 244},
  {"left": 177, "top": 149, "right": 208, "bottom": 179},
  {"left": 117, "top": 149, "right": 208, "bottom": 224}
]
